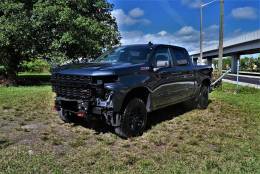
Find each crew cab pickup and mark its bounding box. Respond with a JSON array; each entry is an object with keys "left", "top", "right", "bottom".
[{"left": 51, "top": 44, "right": 212, "bottom": 138}]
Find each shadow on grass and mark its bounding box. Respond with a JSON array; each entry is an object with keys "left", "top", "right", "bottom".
[
  {"left": 147, "top": 99, "right": 212, "bottom": 130},
  {"left": 17, "top": 74, "right": 51, "bottom": 86},
  {"left": 70, "top": 100, "right": 212, "bottom": 136},
  {"left": 71, "top": 117, "right": 112, "bottom": 135},
  {"left": 146, "top": 103, "right": 193, "bottom": 130},
  {"left": 0, "top": 74, "right": 50, "bottom": 86}
]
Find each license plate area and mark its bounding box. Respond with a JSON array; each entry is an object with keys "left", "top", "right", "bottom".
[{"left": 61, "top": 100, "right": 79, "bottom": 112}]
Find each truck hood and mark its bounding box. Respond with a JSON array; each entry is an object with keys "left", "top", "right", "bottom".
[{"left": 53, "top": 62, "right": 149, "bottom": 76}]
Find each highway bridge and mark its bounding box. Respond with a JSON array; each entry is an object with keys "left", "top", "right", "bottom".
[{"left": 190, "top": 30, "right": 260, "bottom": 73}]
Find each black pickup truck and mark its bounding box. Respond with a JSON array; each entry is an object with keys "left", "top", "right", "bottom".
[{"left": 51, "top": 44, "right": 212, "bottom": 138}]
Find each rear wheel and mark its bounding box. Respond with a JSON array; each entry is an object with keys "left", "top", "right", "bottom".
[
  {"left": 183, "top": 84, "right": 209, "bottom": 110},
  {"left": 115, "top": 98, "right": 147, "bottom": 138}
]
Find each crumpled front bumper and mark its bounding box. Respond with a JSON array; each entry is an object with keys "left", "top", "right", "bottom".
[{"left": 54, "top": 91, "right": 120, "bottom": 126}]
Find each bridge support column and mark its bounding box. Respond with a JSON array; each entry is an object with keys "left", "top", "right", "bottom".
[
  {"left": 206, "top": 58, "right": 213, "bottom": 67},
  {"left": 231, "top": 54, "right": 240, "bottom": 73}
]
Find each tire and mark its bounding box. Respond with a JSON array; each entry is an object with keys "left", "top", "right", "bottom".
[
  {"left": 197, "top": 84, "right": 209, "bottom": 109},
  {"left": 182, "top": 97, "right": 197, "bottom": 110},
  {"left": 58, "top": 109, "right": 73, "bottom": 123},
  {"left": 115, "top": 98, "right": 147, "bottom": 138}
]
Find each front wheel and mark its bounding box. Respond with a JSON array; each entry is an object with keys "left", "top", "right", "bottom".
[
  {"left": 197, "top": 85, "right": 209, "bottom": 109},
  {"left": 115, "top": 98, "right": 147, "bottom": 138},
  {"left": 58, "top": 109, "right": 73, "bottom": 123}
]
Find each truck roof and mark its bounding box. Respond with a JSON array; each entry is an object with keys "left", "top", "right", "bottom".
[{"left": 121, "top": 44, "right": 186, "bottom": 50}]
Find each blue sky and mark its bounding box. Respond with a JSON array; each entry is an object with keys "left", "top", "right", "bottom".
[{"left": 109, "top": 0, "right": 260, "bottom": 54}]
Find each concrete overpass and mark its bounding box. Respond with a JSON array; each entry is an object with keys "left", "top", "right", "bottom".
[{"left": 190, "top": 30, "right": 260, "bottom": 73}]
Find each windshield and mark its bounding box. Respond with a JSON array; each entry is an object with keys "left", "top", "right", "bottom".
[{"left": 93, "top": 45, "right": 152, "bottom": 64}]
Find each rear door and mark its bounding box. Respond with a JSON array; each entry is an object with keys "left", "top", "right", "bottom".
[{"left": 169, "top": 47, "right": 196, "bottom": 100}]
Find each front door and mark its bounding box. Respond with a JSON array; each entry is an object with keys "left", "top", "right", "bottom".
[
  {"left": 150, "top": 46, "right": 196, "bottom": 109},
  {"left": 150, "top": 46, "right": 173, "bottom": 108}
]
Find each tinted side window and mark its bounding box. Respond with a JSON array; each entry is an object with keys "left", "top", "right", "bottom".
[
  {"left": 154, "top": 47, "right": 170, "bottom": 63},
  {"left": 170, "top": 48, "right": 189, "bottom": 66}
]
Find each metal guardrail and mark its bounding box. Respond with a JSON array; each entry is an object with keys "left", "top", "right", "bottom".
[
  {"left": 237, "top": 71, "right": 260, "bottom": 75},
  {"left": 211, "top": 69, "right": 232, "bottom": 88},
  {"left": 222, "top": 70, "right": 260, "bottom": 76}
]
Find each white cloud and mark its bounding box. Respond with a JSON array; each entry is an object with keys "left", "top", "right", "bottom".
[
  {"left": 158, "top": 30, "right": 167, "bottom": 36},
  {"left": 111, "top": 8, "right": 150, "bottom": 26},
  {"left": 177, "top": 26, "right": 198, "bottom": 36},
  {"left": 205, "top": 24, "right": 219, "bottom": 41},
  {"left": 181, "top": 0, "right": 201, "bottom": 8},
  {"left": 231, "top": 7, "right": 257, "bottom": 20},
  {"left": 207, "top": 24, "right": 219, "bottom": 30},
  {"left": 121, "top": 26, "right": 199, "bottom": 52},
  {"left": 111, "top": 9, "right": 136, "bottom": 26},
  {"left": 120, "top": 31, "right": 145, "bottom": 44},
  {"left": 120, "top": 25, "right": 222, "bottom": 53},
  {"left": 129, "top": 8, "right": 144, "bottom": 18}
]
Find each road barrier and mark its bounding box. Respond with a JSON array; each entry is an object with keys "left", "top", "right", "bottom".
[{"left": 211, "top": 69, "right": 232, "bottom": 90}]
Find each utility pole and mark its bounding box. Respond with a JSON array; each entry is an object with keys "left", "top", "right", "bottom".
[
  {"left": 218, "top": 0, "right": 224, "bottom": 74},
  {"left": 200, "top": 4, "right": 203, "bottom": 64}
]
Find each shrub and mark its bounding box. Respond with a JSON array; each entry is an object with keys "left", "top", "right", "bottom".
[
  {"left": 20, "top": 59, "right": 50, "bottom": 73},
  {"left": 213, "top": 57, "right": 260, "bottom": 72}
]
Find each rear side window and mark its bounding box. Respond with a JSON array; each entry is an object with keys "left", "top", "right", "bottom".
[{"left": 170, "top": 48, "right": 190, "bottom": 66}]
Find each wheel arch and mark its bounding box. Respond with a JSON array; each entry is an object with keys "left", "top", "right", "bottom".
[
  {"left": 121, "top": 86, "right": 151, "bottom": 113},
  {"left": 202, "top": 78, "right": 211, "bottom": 87}
]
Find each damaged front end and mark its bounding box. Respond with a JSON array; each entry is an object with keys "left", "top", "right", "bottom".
[
  {"left": 94, "top": 91, "right": 120, "bottom": 126},
  {"left": 51, "top": 73, "right": 121, "bottom": 126}
]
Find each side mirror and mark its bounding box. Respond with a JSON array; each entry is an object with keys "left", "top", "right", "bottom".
[
  {"left": 156, "top": 60, "right": 169, "bottom": 68},
  {"left": 153, "top": 60, "right": 169, "bottom": 71}
]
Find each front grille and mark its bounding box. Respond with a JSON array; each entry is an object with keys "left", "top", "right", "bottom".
[
  {"left": 51, "top": 74, "right": 93, "bottom": 100},
  {"left": 53, "top": 86, "right": 92, "bottom": 99},
  {"left": 51, "top": 74, "right": 92, "bottom": 84}
]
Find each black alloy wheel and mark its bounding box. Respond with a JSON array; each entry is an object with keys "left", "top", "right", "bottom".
[
  {"left": 115, "top": 98, "right": 147, "bottom": 138},
  {"left": 197, "top": 85, "right": 209, "bottom": 109},
  {"left": 58, "top": 109, "right": 73, "bottom": 123}
]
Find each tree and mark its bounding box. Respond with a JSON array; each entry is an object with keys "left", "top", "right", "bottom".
[
  {"left": 213, "top": 57, "right": 231, "bottom": 70},
  {"left": 0, "top": 0, "right": 120, "bottom": 84},
  {"left": 256, "top": 57, "right": 260, "bottom": 72},
  {"left": 240, "top": 57, "right": 248, "bottom": 71},
  {"left": 0, "top": 1, "right": 33, "bottom": 83},
  {"left": 222, "top": 58, "right": 231, "bottom": 70}
]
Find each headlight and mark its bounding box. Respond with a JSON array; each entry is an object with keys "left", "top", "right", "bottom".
[{"left": 93, "top": 75, "right": 118, "bottom": 84}]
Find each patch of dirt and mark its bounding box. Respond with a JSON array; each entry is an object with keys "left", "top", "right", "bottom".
[{"left": 21, "top": 123, "right": 47, "bottom": 130}]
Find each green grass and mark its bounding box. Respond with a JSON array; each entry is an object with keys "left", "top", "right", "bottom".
[
  {"left": 0, "top": 83, "right": 259, "bottom": 174},
  {"left": 17, "top": 72, "right": 51, "bottom": 80},
  {"left": 212, "top": 84, "right": 260, "bottom": 115},
  {"left": 18, "top": 72, "right": 51, "bottom": 76}
]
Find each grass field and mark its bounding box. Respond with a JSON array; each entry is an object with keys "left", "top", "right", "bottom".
[
  {"left": 18, "top": 72, "right": 51, "bottom": 76},
  {"left": 0, "top": 83, "right": 259, "bottom": 173}
]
